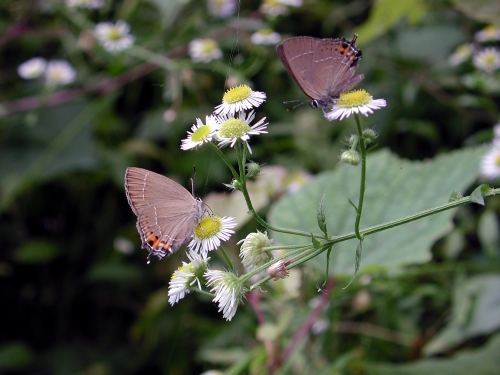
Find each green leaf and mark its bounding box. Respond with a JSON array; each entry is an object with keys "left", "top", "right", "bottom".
[
  {"left": 470, "top": 184, "right": 489, "bottom": 205},
  {"left": 449, "top": 190, "right": 463, "bottom": 202},
  {"left": 367, "top": 333, "right": 500, "bottom": 375},
  {"left": 423, "top": 275, "right": 500, "bottom": 355},
  {"left": 0, "top": 99, "right": 106, "bottom": 211},
  {"left": 13, "top": 240, "right": 60, "bottom": 263},
  {"left": 344, "top": 241, "right": 363, "bottom": 289},
  {"left": 0, "top": 342, "right": 33, "bottom": 370},
  {"left": 269, "top": 147, "right": 487, "bottom": 275},
  {"left": 311, "top": 234, "right": 322, "bottom": 249},
  {"left": 86, "top": 263, "right": 142, "bottom": 283},
  {"left": 451, "top": 0, "right": 500, "bottom": 27},
  {"left": 317, "top": 190, "right": 328, "bottom": 236},
  {"left": 356, "top": 0, "right": 428, "bottom": 45},
  {"left": 478, "top": 210, "right": 500, "bottom": 258}
]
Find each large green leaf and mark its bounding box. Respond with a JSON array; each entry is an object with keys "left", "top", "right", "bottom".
[
  {"left": 423, "top": 275, "right": 500, "bottom": 355},
  {"left": 0, "top": 99, "right": 106, "bottom": 210},
  {"left": 367, "top": 334, "right": 500, "bottom": 375},
  {"left": 268, "top": 147, "right": 487, "bottom": 275},
  {"left": 451, "top": 0, "right": 500, "bottom": 27}
]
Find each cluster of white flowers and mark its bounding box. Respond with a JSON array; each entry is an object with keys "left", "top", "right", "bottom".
[
  {"left": 18, "top": 58, "right": 77, "bottom": 86},
  {"left": 449, "top": 25, "right": 500, "bottom": 74},
  {"left": 481, "top": 123, "right": 500, "bottom": 179},
  {"left": 181, "top": 84, "right": 268, "bottom": 153}
]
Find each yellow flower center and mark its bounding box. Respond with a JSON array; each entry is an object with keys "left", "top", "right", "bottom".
[
  {"left": 107, "top": 27, "right": 123, "bottom": 41},
  {"left": 495, "top": 153, "right": 500, "bottom": 166},
  {"left": 201, "top": 39, "right": 218, "bottom": 53},
  {"left": 222, "top": 85, "right": 252, "bottom": 104},
  {"left": 337, "top": 89, "right": 372, "bottom": 108},
  {"left": 194, "top": 216, "right": 222, "bottom": 239},
  {"left": 483, "top": 25, "right": 499, "bottom": 38},
  {"left": 218, "top": 118, "right": 250, "bottom": 138},
  {"left": 191, "top": 125, "right": 212, "bottom": 142},
  {"left": 260, "top": 28, "right": 273, "bottom": 36}
]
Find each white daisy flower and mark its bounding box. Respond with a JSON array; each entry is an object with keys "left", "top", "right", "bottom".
[
  {"left": 215, "top": 111, "right": 268, "bottom": 154},
  {"left": 325, "top": 89, "right": 387, "bottom": 121},
  {"left": 238, "top": 230, "right": 273, "bottom": 270},
  {"left": 65, "top": 0, "right": 104, "bottom": 8},
  {"left": 44, "top": 60, "right": 77, "bottom": 86},
  {"left": 250, "top": 29, "right": 281, "bottom": 45},
  {"left": 95, "top": 20, "right": 135, "bottom": 52},
  {"left": 214, "top": 84, "right": 267, "bottom": 116},
  {"left": 168, "top": 250, "right": 209, "bottom": 305},
  {"left": 207, "top": 0, "right": 237, "bottom": 18},
  {"left": 204, "top": 269, "right": 245, "bottom": 321},
  {"left": 473, "top": 48, "right": 500, "bottom": 73},
  {"left": 259, "top": 0, "right": 302, "bottom": 17},
  {"left": 188, "top": 38, "right": 223, "bottom": 63},
  {"left": 475, "top": 25, "right": 500, "bottom": 42},
  {"left": 449, "top": 43, "right": 474, "bottom": 66},
  {"left": 17, "top": 57, "right": 46, "bottom": 79},
  {"left": 181, "top": 115, "right": 219, "bottom": 150},
  {"left": 188, "top": 216, "right": 237, "bottom": 257},
  {"left": 481, "top": 144, "right": 500, "bottom": 179}
]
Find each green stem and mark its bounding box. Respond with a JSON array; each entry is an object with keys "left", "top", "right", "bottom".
[
  {"left": 234, "top": 142, "right": 325, "bottom": 239},
  {"left": 326, "top": 190, "right": 500, "bottom": 246},
  {"left": 354, "top": 114, "right": 366, "bottom": 240},
  {"left": 207, "top": 142, "right": 239, "bottom": 180},
  {"left": 218, "top": 247, "right": 234, "bottom": 272},
  {"left": 126, "top": 45, "right": 177, "bottom": 71}
]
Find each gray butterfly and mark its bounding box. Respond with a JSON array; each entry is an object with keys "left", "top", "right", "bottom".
[
  {"left": 124, "top": 167, "right": 203, "bottom": 262},
  {"left": 277, "top": 35, "right": 364, "bottom": 111}
]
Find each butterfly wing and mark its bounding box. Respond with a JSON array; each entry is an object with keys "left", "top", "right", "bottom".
[
  {"left": 313, "top": 38, "right": 363, "bottom": 100},
  {"left": 277, "top": 36, "right": 364, "bottom": 108},
  {"left": 125, "top": 167, "right": 203, "bottom": 259},
  {"left": 277, "top": 36, "right": 323, "bottom": 100}
]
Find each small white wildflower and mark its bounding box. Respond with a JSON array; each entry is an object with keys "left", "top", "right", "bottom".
[
  {"left": 95, "top": 20, "right": 135, "bottom": 52},
  {"left": 473, "top": 48, "right": 500, "bottom": 73},
  {"left": 189, "top": 38, "right": 223, "bottom": 63},
  {"left": 214, "top": 84, "right": 267, "bottom": 116},
  {"left": 260, "top": 0, "right": 302, "bottom": 17},
  {"left": 181, "top": 115, "right": 219, "bottom": 150},
  {"left": 238, "top": 231, "right": 273, "bottom": 270},
  {"left": 481, "top": 144, "right": 500, "bottom": 179},
  {"left": 44, "top": 60, "right": 77, "bottom": 86},
  {"left": 168, "top": 250, "right": 209, "bottom": 305},
  {"left": 215, "top": 111, "right": 268, "bottom": 154},
  {"left": 65, "top": 0, "right": 104, "bottom": 8},
  {"left": 207, "top": 0, "right": 237, "bottom": 18},
  {"left": 475, "top": 25, "right": 500, "bottom": 43},
  {"left": 325, "top": 89, "right": 386, "bottom": 121},
  {"left": 251, "top": 29, "right": 281, "bottom": 45},
  {"left": 205, "top": 269, "right": 245, "bottom": 321},
  {"left": 17, "top": 57, "right": 46, "bottom": 79},
  {"left": 188, "top": 216, "right": 237, "bottom": 257},
  {"left": 449, "top": 44, "right": 474, "bottom": 66}
]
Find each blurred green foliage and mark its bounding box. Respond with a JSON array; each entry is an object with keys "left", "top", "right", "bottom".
[{"left": 1, "top": 0, "right": 500, "bottom": 374}]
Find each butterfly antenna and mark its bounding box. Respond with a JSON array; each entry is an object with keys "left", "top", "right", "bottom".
[
  {"left": 284, "top": 99, "right": 310, "bottom": 111},
  {"left": 191, "top": 165, "right": 196, "bottom": 197}
]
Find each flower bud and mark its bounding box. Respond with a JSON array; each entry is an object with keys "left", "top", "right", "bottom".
[
  {"left": 340, "top": 150, "right": 361, "bottom": 166},
  {"left": 268, "top": 260, "right": 291, "bottom": 281},
  {"left": 246, "top": 162, "right": 261, "bottom": 178}
]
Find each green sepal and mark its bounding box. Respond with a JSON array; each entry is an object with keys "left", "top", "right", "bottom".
[{"left": 317, "top": 190, "right": 328, "bottom": 236}]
